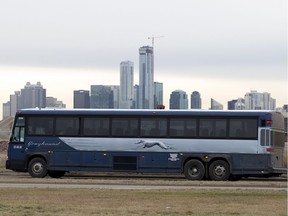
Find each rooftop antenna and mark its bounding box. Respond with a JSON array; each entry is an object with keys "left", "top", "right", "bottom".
[{"left": 148, "top": 35, "right": 164, "bottom": 48}]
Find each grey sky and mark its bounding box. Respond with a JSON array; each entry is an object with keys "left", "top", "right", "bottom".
[
  {"left": 0, "top": 0, "right": 287, "bottom": 113},
  {"left": 1, "top": 1, "right": 286, "bottom": 70}
]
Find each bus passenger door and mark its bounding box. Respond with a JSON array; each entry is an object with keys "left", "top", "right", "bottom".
[{"left": 7, "top": 117, "right": 26, "bottom": 168}]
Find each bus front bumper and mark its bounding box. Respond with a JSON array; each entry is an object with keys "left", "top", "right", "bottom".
[{"left": 6, "top": 160, "right": 26, "bottom": 172}]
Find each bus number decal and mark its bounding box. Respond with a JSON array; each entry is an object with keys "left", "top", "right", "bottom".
[{"left": 168, "top": 154, "right": 179, "bottom": 162}]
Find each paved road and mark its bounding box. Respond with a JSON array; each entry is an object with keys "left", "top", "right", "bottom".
[
  {"left": 0, "top": 171, "right": 287, "bottom": 191},
  {"left": 0, "top": 182, "right": 286, "bottom": 191}
]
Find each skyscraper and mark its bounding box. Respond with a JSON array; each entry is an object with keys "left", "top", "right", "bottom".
[
  {"left": 109, "top": 85, "right": 120, "bottom": 109},
  {"left": 154, "top": 82, "right": 163, "bottom": 108},
  {"left": 133, "top": 85, "right": 139, "bottom": 109},
  {"left": 119, "top": 61, "right": 134, "bottom": 109},
  {"left": 19, "top": 82, "right": 46, "bottom": 109},
  {"left": 2, "top": 102, "right": 10, "bottom": 118},
  {"left": 210, "top": 98, "right": 223, "bottom": 110},
  {"left": 227, "top": 99, "right": 237, "bottom": 110},
  {"left": 263, "top": 92, "right": 276, "bottom": 110},
  {"left": 10, "top": 91, "right": 20, "bottom": 117},
  {"left": 90, "top": 85, "right": 114, "bottom": 109},
  {"left": 74, "top": 90, "right": 90, "bottom": 108},
  {"left": 46, "top": 97, "right": 66, "bottom": 108},
  {"left": 191, "top": 91, "right": 201, "bottom": 109},
  {"left": 2, "top": 82, "right": 66, "bottom": 119},
  {"left": 169, "top": 90, "right": 188, "bottom": 109},
  {"left": 234, "top": 98, "right": 245, "bottom": 110},
  {"left": 244, "top": 90, "right": 276, "bottom": 110},
  {"left": 139, "top": 46, "right": 154, "bottom": 109},
  {"left": 228, "top": 98, "right": 245, "bottom": 110}
]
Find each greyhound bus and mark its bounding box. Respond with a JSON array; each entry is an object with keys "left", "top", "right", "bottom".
[{"left": 6, "top": 109, "right": 287, "bottom": 180}]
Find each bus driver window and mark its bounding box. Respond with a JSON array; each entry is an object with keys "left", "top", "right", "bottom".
[{"left": 11, "top": 117, "right": 25, "bottom": 143}]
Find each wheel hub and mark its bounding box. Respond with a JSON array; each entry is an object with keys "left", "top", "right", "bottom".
[
  {"left": 190, "top": 167, "right": 199, "bottom": 176},
  {"left": 215, "top": 165, "right": 225, "bottom": 176},
  {"left": 33, "top": 162, "right": 43, "bottom": 174}
]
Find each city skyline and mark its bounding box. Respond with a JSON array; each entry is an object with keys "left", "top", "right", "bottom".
[
  {"left": 2, "top": 78, "right": 284, "bottom": 119},
  {"left": 0, "top": 1, "right": 286, "bottom": 117}
]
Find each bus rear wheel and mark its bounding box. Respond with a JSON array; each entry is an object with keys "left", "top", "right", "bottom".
[
  {"left": 184, "top": 159, "right": 205, "bottom": 180},
  {"left": 209, "top": 160, "right": 230, "bottom": 181},
  {"left": 28, "top": 157, "right": 48, "bottom": 178}
]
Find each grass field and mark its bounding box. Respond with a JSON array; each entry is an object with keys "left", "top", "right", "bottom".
[
  {"left": 0, "top": 188, "right": 286, "bottom": 216},
  {"left": 0, "top": 147, "right": 287, "bottom": 216}
]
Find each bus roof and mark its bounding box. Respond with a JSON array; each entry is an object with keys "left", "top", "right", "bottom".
[{"left": 15, "top": 108, "right": 276, "bottom": 118}]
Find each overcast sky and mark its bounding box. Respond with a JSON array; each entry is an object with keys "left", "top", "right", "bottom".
[{"left": 0, "top": 0, "right": 287, "bottom": 117}]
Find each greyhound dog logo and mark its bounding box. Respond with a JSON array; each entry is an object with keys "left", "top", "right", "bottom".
[{"left": 135, "top": 140, "right": 171, "bottom": 150}]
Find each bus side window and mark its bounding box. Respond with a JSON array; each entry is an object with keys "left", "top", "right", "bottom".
[
  {"left": 83, "top": 117, "right": 109, "bottom": 137},
  {"left": 19, "top": 127, "right": 25, "bottom": 142},
  {"left": 140, "top": 118, "right": 167, "bottom": 137},
  {"left": 12, "top": 127, "right": 20, "bottom": 142},
  {"left": 199, "top": 119, "right": 226, "bottom": 138},
  {"left": 55, "top": 117, "right": 80, "bottom": 136},
  {"left": 229, "top": 119, "right": 257, "bottom": 139},
  {"left": 111, "top": 118, "right": 138, "bottom": 137},
  {"left": 27, "top": 117, "right": 54, "bottom": 136},
  {"left": 169, "top": 118, "right": 197, "bottom": 138}
]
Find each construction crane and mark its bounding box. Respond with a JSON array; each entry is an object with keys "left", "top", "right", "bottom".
[{"left": 148, "top": 35, "right": 164, "bottom": 48}]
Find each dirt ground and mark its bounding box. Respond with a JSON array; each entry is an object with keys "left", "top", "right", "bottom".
[{"left": 0, "top": 141, "right": 7, "bottom": 152}]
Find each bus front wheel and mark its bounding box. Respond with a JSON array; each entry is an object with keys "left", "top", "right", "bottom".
[
  {"left": 209, "top": 160, "right": 230, "bottom": 181},
  {"left": 184, "top": 159, "right": 205, "bottom": 180},
  {"left": 28, "top": 158, "right": 48, "bottom": 178}
]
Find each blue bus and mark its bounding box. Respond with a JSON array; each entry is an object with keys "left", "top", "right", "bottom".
[{"left": 6, "top": 109, "right": 287, "bottom": 180}]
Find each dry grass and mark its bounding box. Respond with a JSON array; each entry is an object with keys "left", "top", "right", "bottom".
[
  {"left": 0, "top": 188, "right": 286, "bottom": 216},
  {"left": 0, "top": 153, "right": 7, "bottom": 173},
  {"left": 0, "top": 140, "right": 286, "bottom": 215},
  {"left": 0, "top": 152, "right": 287, "bottom": 215}
]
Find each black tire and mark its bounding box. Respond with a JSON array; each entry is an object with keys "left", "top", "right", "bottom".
[
  {"left": 209, "top": 160, "right": 230, "bottom": 181},
  {"left": 28, "top": 157, "right": 48, "bottom": 178},
  {"left": 184, "top": 159, "right": 205, "bottom": 180},
  {"left": 48, "top": 171, "right": 66, "bottom": 178}
]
